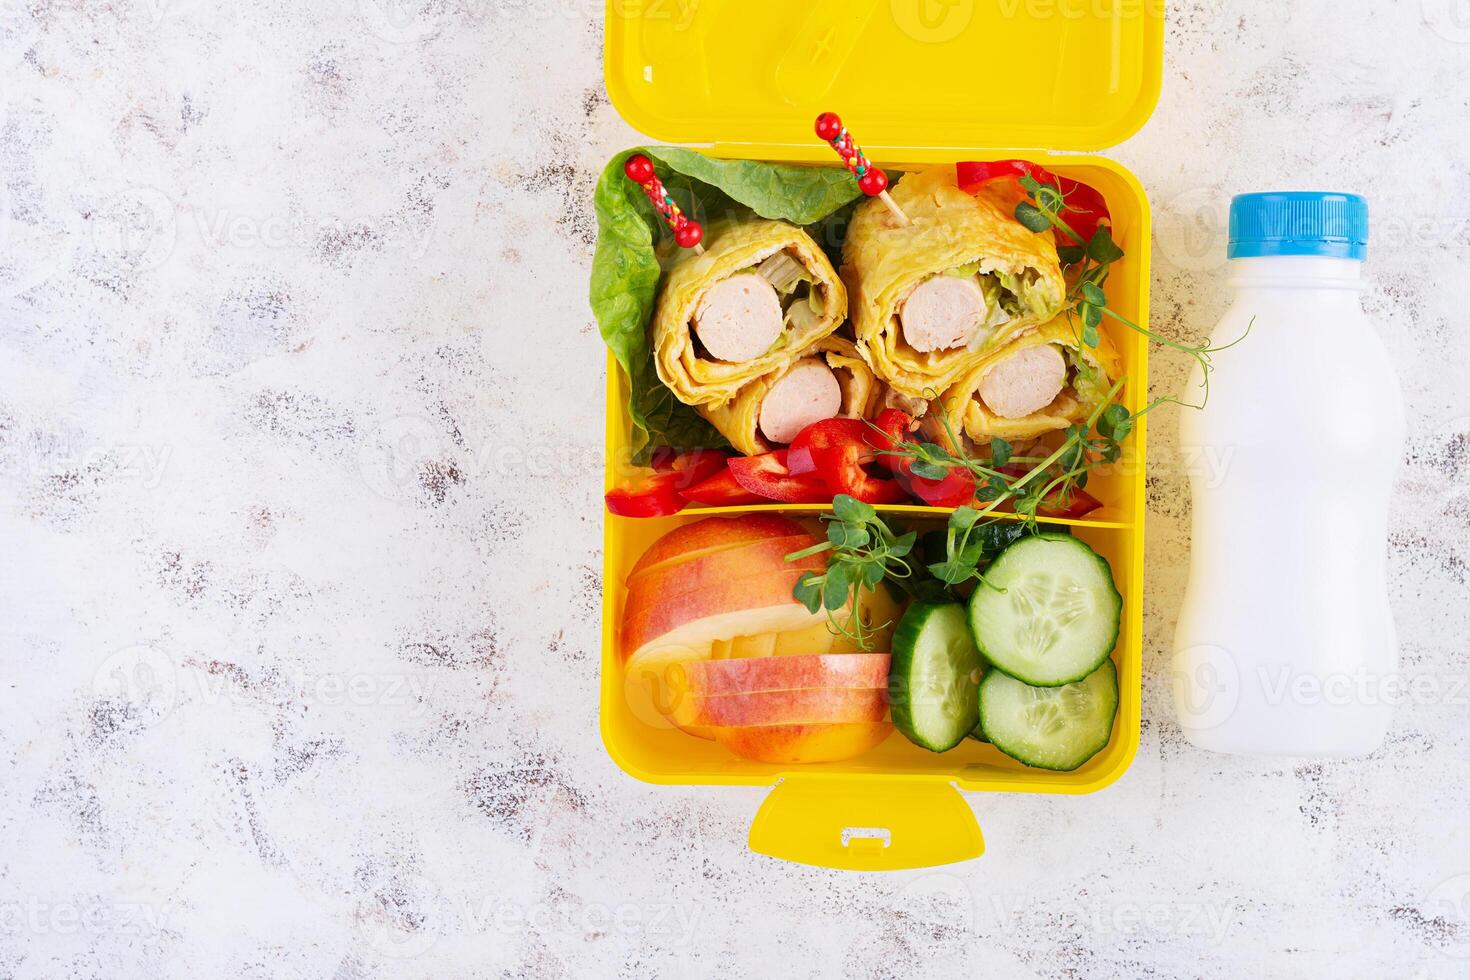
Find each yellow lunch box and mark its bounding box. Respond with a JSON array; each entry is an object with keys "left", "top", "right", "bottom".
[{"left": 599, "top": 0, "right": 1162, "bottom": 870}]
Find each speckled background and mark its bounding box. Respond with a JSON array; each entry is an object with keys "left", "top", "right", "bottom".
[{"left": 2, "top": 1, "right": 1468, "bottom": 978}]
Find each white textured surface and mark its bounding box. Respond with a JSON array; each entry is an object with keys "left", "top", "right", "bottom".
[{"left": 2, "top": 2, "right": 1469, "bottom": 978}]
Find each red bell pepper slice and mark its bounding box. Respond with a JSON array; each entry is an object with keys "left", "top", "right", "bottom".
[
  {"left": 869, "top": 409, "right": 976, "bottom": 508},
  {"left": 956, "top": 159, "right": 1042, "bottom": 203},
  {"left": 605, "top": 471, "right": 686, "bottom": 518},
  {"left": 955, "top": 160, "right": 1111, "bottom": 248},
  {"left": 1036, "top": 486, "right": 1103, "bottom": 520},
  {"left": 726, "top": 450, "right": 831, "bottom": 504},
  {"left": 679, "top": 467, "right": 764, "bottom": 506},
  {"left": 906, "top": 466, "right": 977, "bottom": 509},
  {"left": 997, "top": 464, "right": 1104, "bottom": 519},
  {"left": 868, "top": 409, "right": 911, "bottom": 475},
  {"left": 1052, "top": 180, "right": 1110, "bottom": 249},
  {"left": 665, "top": 449, "right": 727, "bottom": 487},
  {"left": 604, "top": 450, "right": 728, "bottom": 518},
  {"left": 787, "top": 418, "right": 909, "bottom": 505},
  {"left": 955, "top": 159, "right": 1028, "bottom": 191},
  {"left": 647, "top": 446, "right": 679, "bottom": 472}
]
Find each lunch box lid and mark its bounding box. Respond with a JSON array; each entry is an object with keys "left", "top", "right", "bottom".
[{"left": 603, "top": 0, "right": 1163, "bottom": 152}]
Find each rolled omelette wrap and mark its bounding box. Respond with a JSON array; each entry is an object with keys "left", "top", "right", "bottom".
[
  {"left": 652, "top": 218, "right": 847, "bottom": 407},
  {"left": 842, "top": 167, "right": 1067, "bottom": 399},
  {"left": 939, "top": 317, "right": 1124, "bottom": 447},
  {"left": 698, "top": 336, "right": 884, "bottom": 456}
]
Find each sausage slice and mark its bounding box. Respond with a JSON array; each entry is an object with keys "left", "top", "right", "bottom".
[
  {"left": 899, "top": 275, "right": 986, "bottom": 353},
  {"left": 759, "top": 358, "right": 842, "bottom": 445},
  {"left": 977, "top": 344, "right": 1068, "bottom": 418},
  {"left": 693, "top": 273, "right": 784, "bottom": 363}
]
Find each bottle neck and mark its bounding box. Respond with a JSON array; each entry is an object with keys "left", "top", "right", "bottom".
[{"left": 1227, "top": 255, "right": 1365, "bottom": 291}]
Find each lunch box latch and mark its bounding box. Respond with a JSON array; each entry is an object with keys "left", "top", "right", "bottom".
[{"left": 748, "top": 776, "right": 984, "bottom": 870}]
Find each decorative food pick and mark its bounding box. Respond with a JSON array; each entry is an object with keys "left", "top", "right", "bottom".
[
  {"left": 624, "top": 154, "right": 705, "bottom": 254},
  {"left": 814, "top": 112, "right": 909, "bottom": 227}
]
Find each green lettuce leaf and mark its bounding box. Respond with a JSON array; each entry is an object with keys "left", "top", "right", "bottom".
[
  {"left": 590, "top": 148, "right": 862, "bottom": 458},
  {"left": 1067, "top": 345, "right": 1112, "bottom": 410},
  {"left": 645, "top": 148, "right": 863, "bottom": 224}
]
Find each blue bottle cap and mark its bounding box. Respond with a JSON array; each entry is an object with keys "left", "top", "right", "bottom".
[{"left": 1228, "top": 192, "right": 1368, "bottom": 260}]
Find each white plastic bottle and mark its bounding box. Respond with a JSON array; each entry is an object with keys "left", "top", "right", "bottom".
[{"left": 1172, "top": 192, "right": 1405, "bottom": 757}]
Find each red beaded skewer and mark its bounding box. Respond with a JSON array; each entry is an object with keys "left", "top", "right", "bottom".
[
  {"left": 815, "top": 112, "right": 909, "bottom": 227},
  {"left": 624, "top": 154, "right": 705, "bottom": 255}
]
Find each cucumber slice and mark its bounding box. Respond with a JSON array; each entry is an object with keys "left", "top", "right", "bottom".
[
  {"left": 979, "top": 659, "right": 1118, "bottom": 771},
  {"left": 967, "top": 533, "right": 1121, "bottom": 686},
  {"left": 890, "top": 602, "right": 987, "bottom": 752}
]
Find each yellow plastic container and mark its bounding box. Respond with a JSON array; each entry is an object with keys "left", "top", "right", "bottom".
[{"left": 600, "top": 0, "right": 1162, "bottom": 869}]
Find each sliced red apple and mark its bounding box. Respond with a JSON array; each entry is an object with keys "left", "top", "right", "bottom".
[
  {"left": 669, "top": 685, "right": 887, "bottom": 730},
  {"left": 622, "top": 594, "right": 833, "bottom": 739},
  {"left": 619, "top": 515, "right": 901, "bottom": 749},
  {"left": 712, "top": 721, "right": 894, "bottom": 764},
  {"left": 623, "top": 569, "right": 825, "bottom": 668},
  {"left": 628, "top": 513, "right": 818, "bottom": 580},
  {"left": 674, "top": 653, "right": 892, "bottom": 698},
  {"left": 621, "top": 516, "right": 826, "bottom": 667},
  {"left": 625, "top": 536, "right": 826, "bottom": 613}
]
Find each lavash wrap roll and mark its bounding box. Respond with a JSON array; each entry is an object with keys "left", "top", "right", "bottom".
[
  {"left": 698, "top": 336, "right": 884, "bottom": 456},
  {"left": 841, "top": 167, "right": 1067, "bottom": 399},
  {"left": 651, "top": 218, "right": 846, "bottom": 408},
  {"left": 940, "top": 317, "right": 1124, "bottom": 448}
]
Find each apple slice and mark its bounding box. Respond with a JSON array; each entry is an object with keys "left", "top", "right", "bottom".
[
  {"left": 621, "top": 518, "right": 827, "bottom": 667},
  {"left": 623, "top": 569, "right": 826, "bottom": 669},
  {"left": 628, "top": 513, "right": 819, "bottom": 580},
  {"left": 712, "top": 721, "right": 894, "bottom": 764},
  {"left": 674, "top": 653, "right": 892, "bottom": 698},
  {"left": 669, "top": 686, "right": 887, "bottom": 730},
  {"left": 618, "top": 515, "right": 900, "bottom": 747},
  {"left": 625, "top": 536, "right": 825, "bottom": 614},
  {"left": 622, "top": 593, "right": 830, "bottom": 741}
]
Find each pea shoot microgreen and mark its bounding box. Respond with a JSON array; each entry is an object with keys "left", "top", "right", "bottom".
[
  {"left": 785, "top": 493, "right": 1062, "bottom": 650},
  {"left": 786, "top": 495, "right": 917, "bottom": 650},
  {"left": 781, "top": 167, "right": 1257, "bottom": 649},
  {"left": 1014, "top": 173, "right": 1251, "bottom": 409},
  {"left": 786, "top": 376, "right": 1153, "bottom": 652},
  {"left": 873, "top": 376, "right": 1135, "bottom": 528}
]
